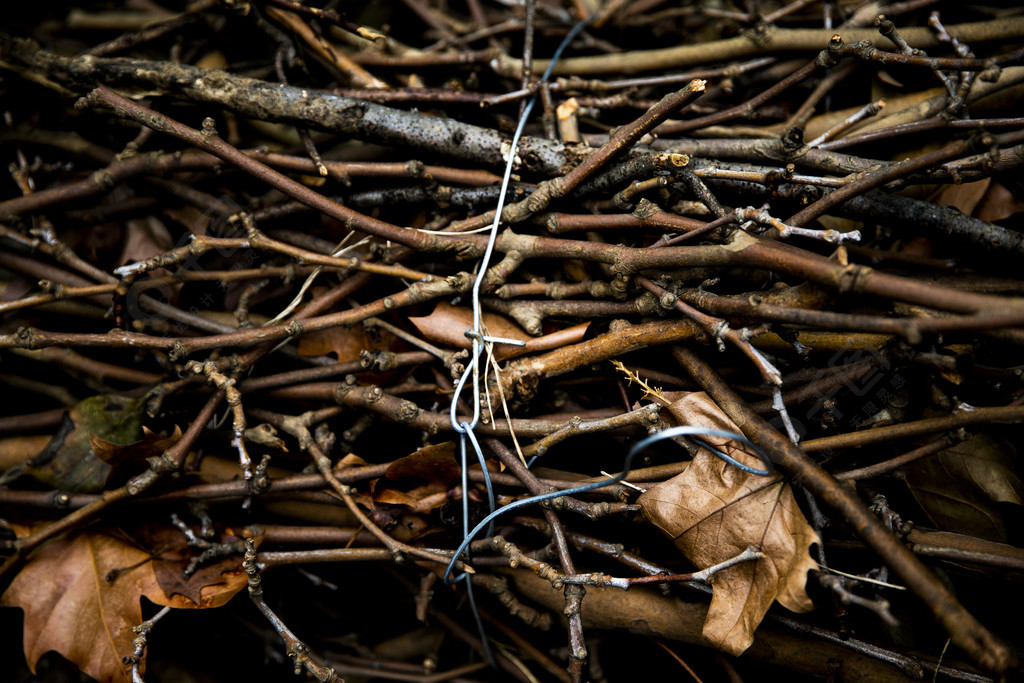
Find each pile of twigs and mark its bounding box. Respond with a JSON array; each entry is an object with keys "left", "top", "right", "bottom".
[{"left": 2, "top": 1, "right": 1024, "bottom": 681}]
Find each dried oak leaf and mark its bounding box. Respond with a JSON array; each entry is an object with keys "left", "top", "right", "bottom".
[
  {"left": 138, "top": 526, "right": 250, "bottom": 610},
  {"left": 638, "top": 392, "right": 818, "bottom": 655},
  {"left": 2, "top": 529, "right": 247, "bottom": 683}
]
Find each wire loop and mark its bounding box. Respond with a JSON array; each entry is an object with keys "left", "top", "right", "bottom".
[{"left": 444, "top": 425, "right": 773, "bottom": 584}]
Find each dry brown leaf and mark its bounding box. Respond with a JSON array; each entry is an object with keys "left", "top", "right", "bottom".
[
  {"left": 0, "top": 434, "right": 50, "bottom": 470},
  {"left": 410, "top": 301, "right": 529, "bottom": 348},
  {"left": 2, "top": 528, "right": 247, "bottom": 683},
  {"left": 140, "top": 526, "right": 250, "bottom": 610},
  {"left": 931, "top": 178, "right": 1024, "bottom": 226},
  {"left": 408, "top": 301, "right": 588, "bottom": 360},
  {"left": 384, "top": 441, "right": 459, "bottom": 484},
  {"left": 638, "top": 392, "right": 818, "bottom": 655},
  {"left": 905, "top": 433, "right": 1023, "bottom": 542},
  {"left": 91, "top": 425, "right": 182, "bottom": 469},
  {"left": 162, "top": 203, "right": 219, "bottom": 237},
  {"left": 119, "top": 216, "right": 174, "bottom": 268},
  {"left": 374, "top": 443, "right": 461, "bottom": 513},
  {"left": 362, "top": 444, "right": 461, "bottom": 526},
  {"left": 374, "top": 488, "right": 421, "bottom": 507},
  {"left": 296, "top": 321, "right": 395, "bottom": 362},
  {"left": 2, "top": 531, "right": 153, "bottom": 683},
  {"left": 976, "top": 181, "right": 1024, "bottom": 224},
  {"left": 933, "top": 177, "right": 991, "bottom": 217},
  {"left": 374, "top": 484, "right": 455, "bottom": 514},
  {"left": 335, "top": 452, "right": 369, "bottom": 470}
]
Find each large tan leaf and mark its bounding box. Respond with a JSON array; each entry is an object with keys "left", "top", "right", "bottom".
[
  {"left": 638, "top": 392, "right": 818, "bottom": 655},
  {"left": 2, "top": 528, "right": 247, "bottom": 683}
]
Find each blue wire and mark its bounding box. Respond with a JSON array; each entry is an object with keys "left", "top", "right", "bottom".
[
  {"left": 448, "top": 13, "right": 596, "bottom": 435},
  {"left": 541, "top": 15, "right": 594, "bottom": 81},
  {"left": 447, "top": 7, "right": 596, "bottom": 553},
  {"left": 444, "top": 425, "right": 774, "bottom": 584},
  {"left": 460, "top": 436, "right": 470, "bottom": 540},
  {"left": 687, "top": 436, "right": 773, "bottom": 476},
  {"left": 463, "top": 424, "right": 496, "bottom": 537},
  {"left": 463, "top": 572, "right": 492, "bottom": 664},
  {"left": 457, "top": 420, "right": 496, "bottom": 665},
  {"left": 445, "top": 12, "right": 597, "bottom": 663}
]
